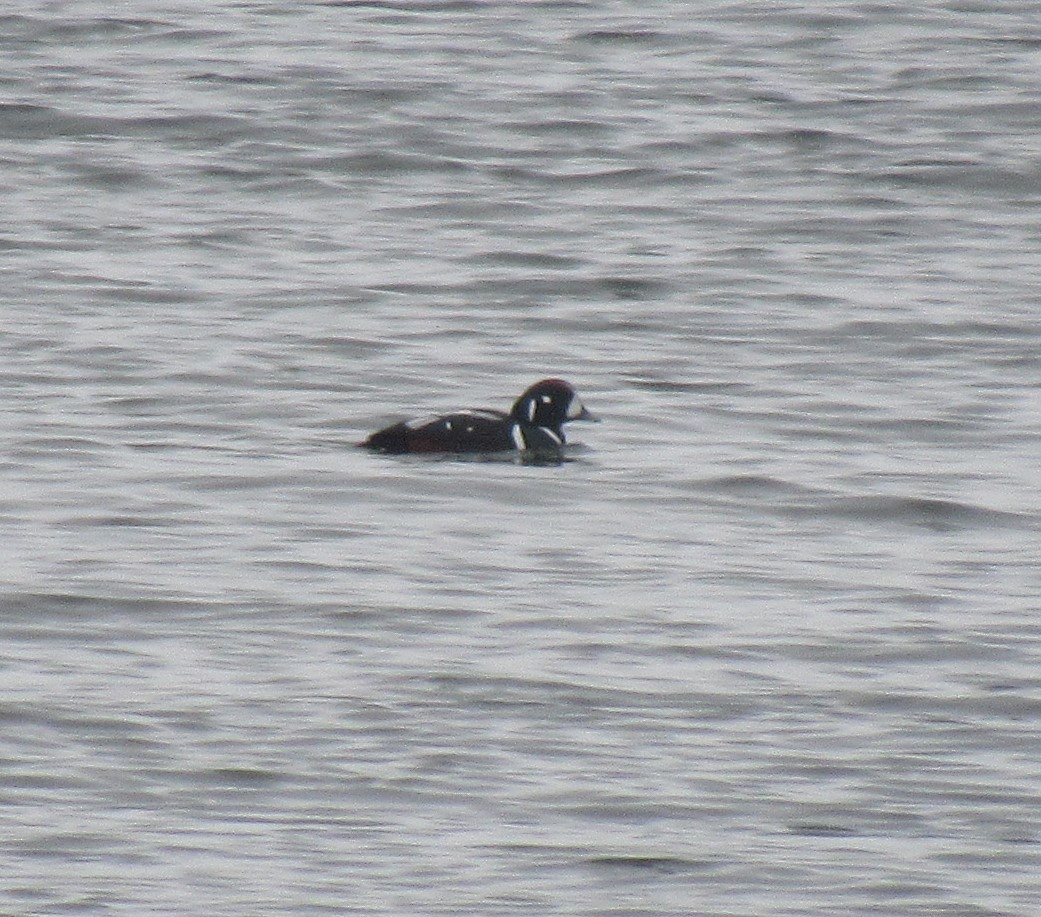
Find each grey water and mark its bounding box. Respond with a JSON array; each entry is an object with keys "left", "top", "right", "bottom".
[{"left": 3, "top": 1, "right": 1041, "bottom": 914}]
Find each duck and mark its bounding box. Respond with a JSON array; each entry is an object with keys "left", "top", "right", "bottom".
[{"left": 360, "top": 378, "right": 598, "bottom": 456}]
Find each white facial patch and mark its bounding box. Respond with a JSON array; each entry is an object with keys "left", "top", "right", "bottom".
[{"left": 567, "top": 397, "right": 585, "bottom": 419}]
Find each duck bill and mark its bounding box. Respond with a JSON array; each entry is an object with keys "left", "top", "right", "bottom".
[{"left": 574, "top": 405, "right": 600, "bottom": 423}]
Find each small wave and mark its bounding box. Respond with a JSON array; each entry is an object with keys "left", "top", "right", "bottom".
[
  {"left": 0, "top": 103, "right": 109, "bottom": 140},
  {"left": 586, "top": 854, "right": 712, "bottom": 874},
  {"left": 624, "top": 376, "right": 752, "bottom": 396},
  {"left": 43, "top": 16, "right": 174, "bottom": 40},
  {"left": 878, "top": 157, "right": 1041, "bottom": 195},
  {"left": 787, "top": 822, "right": 858, "bottom": 838},
  {"left": 690, "top": 478, "right": 1032, "bottom": 531},
  {"left": 466, "top": 249, "right": 585, "bottom": 270},
  {"left": 794, "top": 494, "right": 1032, "bottom": 532},
  {"left": 322, "top": 0, "right": 481, "bottom": 10},
  {"left": 698, "top": 474, "right": 820, "bottom": 500},
  {"left": 0, "top": 592, "right": 207, "bottom": 622},
  {"left": 572, "top": 29, "right": 670, "bottom": 46}
]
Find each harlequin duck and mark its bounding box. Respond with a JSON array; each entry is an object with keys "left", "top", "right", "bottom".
[{"left": 361, "top": 378, "right": 598, "bottom": 456}]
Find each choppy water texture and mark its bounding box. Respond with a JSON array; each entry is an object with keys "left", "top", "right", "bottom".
[{"left": 3, "top": 1, "right": 1041, "bottom": 914}]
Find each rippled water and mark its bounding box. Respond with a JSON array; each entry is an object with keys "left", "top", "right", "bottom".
[{"left": 3, "top": 2, "right": 1041, "bottom": 914}]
